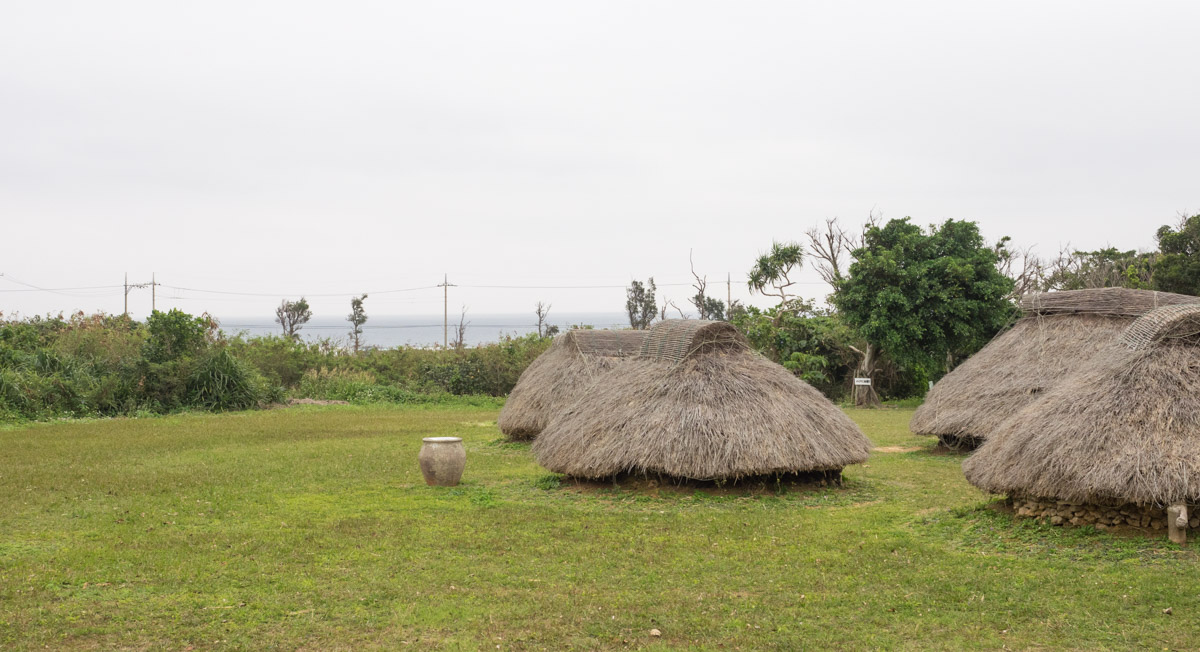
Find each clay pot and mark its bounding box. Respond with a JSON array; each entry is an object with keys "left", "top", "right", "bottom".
[{"left": 419, "top": 437, "right": 465, "bottom": 486}]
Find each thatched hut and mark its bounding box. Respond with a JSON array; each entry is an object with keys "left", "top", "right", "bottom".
[
  {"left": 911, "top": 288, "right": 1199, "bottom": 449},
  {"left": 963, "top": 303, "right": 1200, "bottom": 541},
  {"left": 498, "top": 329, "right": 648, "bottom": 440},
  {"left": 532, "top": 320, "right": 871, "bottom": 481}
]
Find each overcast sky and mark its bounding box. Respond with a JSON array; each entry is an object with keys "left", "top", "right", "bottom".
[{"left": 2, "top": 1, "right": 1197, "bottom": 322}]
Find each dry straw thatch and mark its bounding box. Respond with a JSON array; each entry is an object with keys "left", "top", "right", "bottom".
[
  {"left": 911, "top": 288, "right": 1200, "bottom": 447},
  {"left": 532, "top": 320, "right": 871, "bottom": 480},
  {"left": 498, "top": 329, "right": 648, "bottom": 440},
  {"left": 963, "top": 304, "right": 1200, "bottom": 506}
]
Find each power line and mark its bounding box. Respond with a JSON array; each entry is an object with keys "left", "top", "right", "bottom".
[
  {"left": 2, "top": 275, "right": 835, "bottom": 303},
  {"left": 0, "top": 285, "right": 125, "bottom": 293},
  {"left": 160, "top": 284, "right": 440, "bottom": 297},
  {"left": 0, "top": 274, "right": 125, "bottom": 294}
]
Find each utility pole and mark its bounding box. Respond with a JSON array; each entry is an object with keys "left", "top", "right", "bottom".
[
  {"left": 438, "top": 274, "right": 456, "bottom": 349},
  {"left": 727, "top": 272, "right": 731, "bottom": 310},
  {"left": 123, "top": 274, "right": 153, "bottom": 317},
  {"left": 151, "top": 273, "right": 157, "bottom": 313}
]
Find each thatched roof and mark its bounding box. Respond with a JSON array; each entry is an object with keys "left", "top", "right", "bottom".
[
  {"left": 1018, "top": 287, "right": 1198, "bottom": 317},
  {"left": 498, "top": 329, "right": 647, "bottom": 440},
  {"left": 963, "top": 304, "right": 1200, "bottom": 506},
  {"left": 911, "top": 288, "right": 1200, "bottom": 444},
  {"left": 532, "top": 320, "right": 871, "bottom": 480}
]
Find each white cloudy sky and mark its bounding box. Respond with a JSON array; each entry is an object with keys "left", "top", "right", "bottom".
[{"left": 2, "top": 1, "right": 1197, "bottom": 321}]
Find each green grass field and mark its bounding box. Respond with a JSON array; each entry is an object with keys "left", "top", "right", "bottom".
[{"left": 2, "top": 405, "right": 1198, "bottom": 650}]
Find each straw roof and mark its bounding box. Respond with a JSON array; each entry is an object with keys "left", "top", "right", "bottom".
[
  {"left": 911, "top": 288, "right": 1200, "bottom": 445},
  {"left": 498, "top": 329, "right": 648, "bottom": 440},
  {"left": 1018, "top": 287, "right": 1199, "bottom": 317},
  {"left": 532, "top": 320, "right": 871, "bottom": 480},
  {"left": 963, "top": 304, "right": 1200, "bottom": 506}
]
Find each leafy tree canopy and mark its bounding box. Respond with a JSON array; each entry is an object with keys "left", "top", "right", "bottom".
[
  {"left": 625, "top": 278, "right": 657, "bottom": 329},
  {"left": 832, "top": 218, "right": 1015, "bottom": 372},
  {"left": 143, "top": 309, "right": 213, "bottom": 363},
  {"left": 691, "top": 293, "right": 726, "bottom": 321},
  {"left": 275, "top": 298, "right": 312, "bottom": 339},
  {"left": 1045, "top": 247, "right": 1153, "bottom": 291},
  {"left": 1153, "top": 214, "right": 1200, "bottom": 295},
  {"left": 747, "top": 241, "right": 804, "bottom": 304}
]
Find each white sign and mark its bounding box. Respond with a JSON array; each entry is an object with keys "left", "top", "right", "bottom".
[{"left": 854, "top": 377, "right": 872, "bottom": 386}]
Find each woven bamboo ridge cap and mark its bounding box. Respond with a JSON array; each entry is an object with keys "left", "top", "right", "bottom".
[
  {"left": 1121, "top": 303, "right": 1200, "bottom": 351},
  {"left": 637, "top": 319, "right": 747, "bottom": 363},
  {"left": 1018, "top": 288, "right": 1200, "bottom": 317},
  {"left": 563, "top": 328, "right": 648, "bottom": 357}
]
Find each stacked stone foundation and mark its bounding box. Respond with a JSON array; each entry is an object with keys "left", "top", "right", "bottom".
[{"left": 1009, "top": 495, "right": 1200, "bottom": 531}]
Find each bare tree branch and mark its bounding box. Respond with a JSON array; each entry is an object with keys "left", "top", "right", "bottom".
[
  {"left": 451, "top": 306, "right": 469, "bottom": 351},
  {"left": 805, "top": 214, "right": 872, "bottom": 287},
  {"left": 535, "top": 301, "right": 551, "bottom": 337}
]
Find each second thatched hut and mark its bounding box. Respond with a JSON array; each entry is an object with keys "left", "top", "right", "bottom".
[
  {"left": 532, "top": 319, "right": 871, "bottom": 481},
  {"left": 910, "top": 288, "right": 1199, "bottom": 449},
  {"left": 498, "top": 329, "right": 648, "bottom": 440},
  {"left": 963, "top": 303, "right": 1200, "bottom": 541}
]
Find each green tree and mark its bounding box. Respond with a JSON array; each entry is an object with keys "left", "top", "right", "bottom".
[
  {"left": 691, "top": 294, "right": 725, "bottom": 321},
  {"left": 347, "top": 294, "right": 368, "bottom": 354},
  {"left": 1045, "top": 247, "right": 1153, "bottom": 290},
  {"left": 748, "top": 241, "right": 804, "bottom": 306},
  {"left": 730, "top": 300, "right": 861, "bottom": 397},
  {"left": 143, "top": 309, "right": 213, "bottom": 363},
  {"left": 625, "top": 278, "right": 657, "bottom": 329},
  {"left": 833, "top": 218, "right": 1015, "bottom": 378},
  {"left": 139, "top": 309, "right": 218, "bottom": 411},
  {"left": 275, "top": 297, "right": 312, "bottom": 339},
  {"left": 1153, "top": 214, "right": 1200, "bottom": 295}
]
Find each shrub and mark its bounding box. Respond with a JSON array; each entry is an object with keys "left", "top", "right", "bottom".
[
  {"left": 226, "top": 334, "right": 327, "bottom": 387},
  {"left": 143, "top": 309, "right": 214, "bottom": 363},
  {"left": 0, "top": 309, "right": 550, "bottom": 422},
  {"left": 188, "top": 348, "right": 272, "bottom": 411}
]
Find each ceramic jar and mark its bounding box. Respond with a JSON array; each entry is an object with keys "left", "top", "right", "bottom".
[{"left": 418, "top": 436, "right": 465, "bottom": 486}]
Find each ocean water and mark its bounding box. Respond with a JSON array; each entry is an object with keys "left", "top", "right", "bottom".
[{"left": 216, "top": 312, "right": 632, "bottom": 349}]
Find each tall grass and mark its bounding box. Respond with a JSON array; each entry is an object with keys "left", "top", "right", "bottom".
[{"left": 0, "top": 311, "right": 548, "bottom": 422}]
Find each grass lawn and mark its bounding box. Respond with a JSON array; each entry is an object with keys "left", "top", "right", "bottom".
[{"left": 2, "top": 404, "right": 1198, "bottom": 650}]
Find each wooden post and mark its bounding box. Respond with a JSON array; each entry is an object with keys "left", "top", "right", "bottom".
[{"left": 1168, "top": 504, "right": 1187, "bottom": 545}]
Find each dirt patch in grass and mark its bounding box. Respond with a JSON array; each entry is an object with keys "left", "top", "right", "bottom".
[
  {"left": 873, "top": 446, "right": 921, "bottom": 453},
  {"left": 287, "top": 398, "right": 351, "bottom": 406}
]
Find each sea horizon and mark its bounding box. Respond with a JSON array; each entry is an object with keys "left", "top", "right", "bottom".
[{"left": 215, "top": 311, "right": 645, "bottom": 349}]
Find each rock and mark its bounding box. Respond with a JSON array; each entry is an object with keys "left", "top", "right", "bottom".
[
  {"left": 1050, "top": 516, "right": 1064, "bottom": 525},
  {"left": 1163, "top": 608, "right": 1173, "bottom": 615},
  {"left": 650, "top": 629, "right": 662, "bottom": 637}
]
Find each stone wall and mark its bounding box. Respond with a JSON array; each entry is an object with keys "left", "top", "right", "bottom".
[{"left": 1010, "top": 495, "right": 1200, "bottom": 531}]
